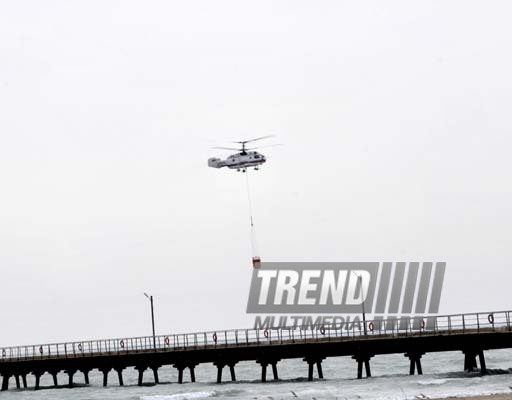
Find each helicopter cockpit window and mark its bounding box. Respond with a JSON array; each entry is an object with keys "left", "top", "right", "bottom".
[{"left": 254, "top": 155, "right": 260, "bottom": 159}]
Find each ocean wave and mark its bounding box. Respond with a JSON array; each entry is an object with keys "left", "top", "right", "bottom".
[
  {"left": 417, "top": 379, "right": 450, "bottom": 386},
  {"left": 141, "top": 391, "right": 215, "bottom": 400},
  {"left": 210, "top": 388, "right": 245, "bottom": 397}
]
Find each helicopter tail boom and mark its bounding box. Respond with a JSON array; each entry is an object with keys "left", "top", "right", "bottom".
[{"left": 208, "top": 157, "right": 226, "bottom": 168}]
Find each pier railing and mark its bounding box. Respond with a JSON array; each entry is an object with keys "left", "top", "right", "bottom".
[{"left": 1, "top": 310, "right": 510, "bottom": 363}]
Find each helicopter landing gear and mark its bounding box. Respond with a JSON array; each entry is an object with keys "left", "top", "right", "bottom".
[
  {"left": 254, "top": 167, "right": 259, "bottom": 171},
  {"left": 242, "top": 168, "right": 247, "bottom": 173}
]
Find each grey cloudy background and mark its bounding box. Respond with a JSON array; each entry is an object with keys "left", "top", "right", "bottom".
[{"left": 1, "top": 1, "right": 511, "bottom": 346}]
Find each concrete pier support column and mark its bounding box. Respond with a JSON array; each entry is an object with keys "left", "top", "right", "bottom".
[
  {"left": 99, "top": 368, "right": 112, "bottom": 387},
  {"left": 80, "top": 370, "right": 90, "bottom": 385},
  {"left": 308, "top": 361, "right": 314, "bottom": 381},
  {"left": 51, "top": 372, "right": 58, "bottom": 387},
  {"left": 405, "top": 353, "right": 424, "bottom": 375},
  {"left": 416, "top": 359, "right": 423, "bottom": 375},
  {"left": 479, "top": 350, "right": 487, "bottom": 375},
  {"left": 172, "top": 364, "right": 185, "bottom": 384},
  {"left": 34, "top": 373, "right": 41, "bottom": 390},
  {"left": 66, "top": 370, "right": 76, "bottom": 388},
  {"left": 271, "top": 362, "right": 279, "bottom": 381},
  {"left": 409, "top": 358, "right": 424, "bottom": 375},
  {"left": 135, "top": 367, "right": 147, "bottom": 386},
  {"left": 216, "top": 365, "right": 223, "bottom": 383},
  {"left": 365, "top": 360, "right": 372, "bottom": 377},
  {"left": 229, "top": 363, "right": 236, "bottom": 382},
  {"left": 175, "top": 363, "right": 197, "bottom": 383},
  {"left": 261, "top": 363, "right": 267, "bottom": 383},
  {"left": 1, "top": 375, "right": 10, "bottom": 391},
  {"left": 304, "top": 357, "right": 325, "bottom": 381},
  {"left": 22, "top": 375, "right": 27, "bottom": 388},
  {"left": 173, "top": 363, "right": 197, "bottom": 383},
  {"left": 151, "top": 367, "right": 159, "bottom": 384},
  {"left": 14, "top": 375, "right": 20, "bottom": 389},
  {"left": 463, "top": 351, "right": 478, "bottom": 372},
  {"left": 352, "top": 355, "right": 373, "bottom": 379},
  {"left": 257, "top": 360, "right": 279, "bottom": 382},
  {"left": 116, "top": 369, "right": 125, "bottom": 386},
  {"left": 214, "top": 361, "right": 236, "bottom": 383},
  {"left": 316, "top": 361, "right": 324, "bottom": 379}
]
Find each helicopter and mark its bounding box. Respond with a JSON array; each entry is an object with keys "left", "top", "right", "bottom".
[{"left": 208, "top": 135, "right": 278, "bottom": 172}]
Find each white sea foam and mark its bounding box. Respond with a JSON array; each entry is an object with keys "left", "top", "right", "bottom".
[
  {"left": 417, "top": 379, "right": 450, "bottom": 386},
  {"left": 141, "top": 391, "right": 215, "bottom": 400}
]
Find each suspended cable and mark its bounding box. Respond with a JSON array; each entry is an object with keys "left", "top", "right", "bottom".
[{"left": 245, "top": 173, "right": 261, "bottom": 269}]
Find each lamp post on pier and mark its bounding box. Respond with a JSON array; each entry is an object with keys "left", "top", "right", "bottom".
[
  {"left": 144, "top": 293, "right": 156, "bottom": 350},
  {"left": 352, "top": 272, "right": 367, "bottom": 336}
]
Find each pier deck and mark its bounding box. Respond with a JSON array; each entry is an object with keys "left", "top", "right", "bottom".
[{"left": 1, "top": 310, "right": 510, "bottom": 390}]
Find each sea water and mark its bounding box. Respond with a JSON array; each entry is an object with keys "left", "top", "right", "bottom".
[{"left": 2, "top": 349, "right": 512, "bottom": 399}]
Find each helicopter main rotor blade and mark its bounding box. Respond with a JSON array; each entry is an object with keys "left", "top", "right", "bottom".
[
  {"left": 245, "top": 144, "right": 283, "bottom": 150},
  {"left": 212, "top": 146, "right": 241, "bottom": 151},
  {"left": 232, "top": 134, "right": 275, "bottom": 144}
]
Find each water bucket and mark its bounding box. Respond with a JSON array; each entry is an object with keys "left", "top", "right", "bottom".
[{"left": 252, "top": 256, "right": 261, "bottom": 269}]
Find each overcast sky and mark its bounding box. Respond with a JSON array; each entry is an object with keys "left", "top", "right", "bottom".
[{"left": 1, "top": 1, "right": 511, "bottom": 346}]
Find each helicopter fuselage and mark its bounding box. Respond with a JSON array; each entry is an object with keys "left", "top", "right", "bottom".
[{"left": 208, "top": 151, "right": 266, "bottom": 171}]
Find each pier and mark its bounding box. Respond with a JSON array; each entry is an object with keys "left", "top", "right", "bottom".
[{"left": 1, "top": 310, "right": 511, "bottom": 391}]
